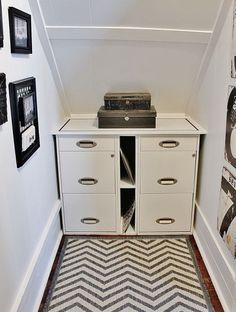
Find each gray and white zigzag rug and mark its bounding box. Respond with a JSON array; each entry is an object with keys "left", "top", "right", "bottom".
[{"left": 44, "top": 237, "right": 214, "bottom": 312}]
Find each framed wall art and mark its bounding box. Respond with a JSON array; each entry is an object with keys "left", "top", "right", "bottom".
[
  {"left": 224, "top": 86, "right": 236, "bottom": 168},
  {"left": 232, "top": 1, "right": 236, "bottom": 77},
  {"left": 217, "top": 167, "right": 236, "bottom": 259},
  {"left": 0, "top": 0, "right": 3, "bottom": 47},
  {"left": 9, "top": 77, "right": 39, "bottom": 168},
  {"left": 8, "top": 7, "right": 32, "bottom": 54},
  {"left": 0, "top": 73, "right": 7, "bottom": 125}
]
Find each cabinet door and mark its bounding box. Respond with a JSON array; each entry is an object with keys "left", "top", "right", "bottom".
[
  {"left": 139, "top": 194, "right": 193, "bottom": 233},
  {"left": 60, "top": 152, "right": 115, "bottom": 193},
  {"left": 141, "top": 151, "right": 196, "bottom": 193},
  {"left": 63, "top": 194, "right": 116, "bottom": 232}
]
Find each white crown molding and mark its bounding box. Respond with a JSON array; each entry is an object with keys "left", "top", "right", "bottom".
[{"left": 46, "top": 26, "right": 211, "bottom": 44}]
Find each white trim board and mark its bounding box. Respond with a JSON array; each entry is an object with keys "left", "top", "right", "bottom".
[
  {"left": 10, "top": 200, "right": 62, "bottom": 312},
  {"left": 186, "top": 0, "right": 233, "bottom": 111},
  {"left": 28, "top": 0, "right": 70, "bottom": 115},
  {"left": 46, "top": 26, "right": 211, "bottom": 44},
  {"left": 193, "top": 202, "right": 236, "bottom": 312}
]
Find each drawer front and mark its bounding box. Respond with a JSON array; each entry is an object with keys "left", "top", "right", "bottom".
[
  {"left": 141, "top": 151, "right": 195, "bottom": 193},
  {"left": 59, "top": 136, "right": 115, "bottom": 152},
  {"left": 139, "top": 194, "right": 193, "bottom": 232},
  {"left": 63, "top": 194, "right": 116, "bottom": 232},
  {"left": 140, "top": 136, "right": 197, "bottom": 151},
  {"left": 60, "top": 152, "right": 115, "bottom": 193}
]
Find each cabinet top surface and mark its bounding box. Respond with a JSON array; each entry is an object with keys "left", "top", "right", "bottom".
[{"left": 56, "top": 117, "right": 205, "bottom": 135}]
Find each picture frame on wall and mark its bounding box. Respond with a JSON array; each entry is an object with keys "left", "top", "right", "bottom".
[
  {"left": 231, "top": 1, "right": 236, "bottom": 77},
  {"left": 224, "top": 86, "right": 236, "bottom": 168},
  {"left": 9, "top": 77, "right": 39, "bottom": 168},
  {"left": 0, "top": 73, "right": 7, "bottom": 125},
  {"left": 0, "top": 0, "right": 3, "bottom": 48},
  {"left": 8, "top": 7, "right": 32, "bottom": 54}
]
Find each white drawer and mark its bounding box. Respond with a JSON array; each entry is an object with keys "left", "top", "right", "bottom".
[
  {"left": 59, "top": 136, "right": 115, "bottom": 152},
  {"left": 63, "top": 194, "right": 116, "bottom": 232},
  {"left": 141, "top": 151, "right": 195, "bottom": 193},
  {"left": 139, "top": 194, "right": 193, "bottom": 232},
  {"left": 140, "top": 136, "right": 197, "bottom": 151},
  {"left": 60, "top": 152, "right": 115, "bottom": 193}
]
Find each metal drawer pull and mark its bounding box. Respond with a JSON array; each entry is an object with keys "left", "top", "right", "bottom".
[
  {"left": 159, "top": 140, "right": 179, "bottom": 148},
  {"left": 81, "top": 218, "right": 100, "bottom": 224},
  {"left": 76, "top": 140, "right": 97, "bottom": 148},
  {"left": 158, "top": 178, "right": 177, "bottom": 185},
  {"left": 78, "top": 178, "right": 98, "bottom": 185},
  {"left": 156, "top": 218, "right": 175, "bottom": 224}
]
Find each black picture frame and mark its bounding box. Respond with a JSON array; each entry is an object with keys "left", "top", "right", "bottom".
[
  {"left": 9, "top": 77, "right": 39, "bottom": 168},
  {"left": 8, "top": 7, "right": 32, "bottom": 54},
  {"left": 0, "top": 73, "right": 7, "bottom": 125},
  {"left": 0, "top": 0, "right": 3, "bottom": 48}
]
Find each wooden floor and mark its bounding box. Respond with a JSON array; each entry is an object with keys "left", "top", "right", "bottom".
[
  {"left": 39, "top": 235, "right": 224, "bottom": 312},
  {"left": 189, "top": 236, "right": 224, "bottom": 312}
]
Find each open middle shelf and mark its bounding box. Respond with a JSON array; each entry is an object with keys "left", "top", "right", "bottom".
[{"left": 119, "top": 136, "right": 136, "bottom": 234}]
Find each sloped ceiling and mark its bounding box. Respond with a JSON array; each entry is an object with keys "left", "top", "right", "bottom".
[{"left": 32, "top": 0, "right": 223, "bottom": 115}]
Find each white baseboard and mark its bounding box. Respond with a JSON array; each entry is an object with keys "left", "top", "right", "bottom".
[
  {"left": 194, "top": 203, "right": 236, "bottom": 312},
  {"left": 32, "top": 229, "right": 62, "bottom": 312},
  {"left": 11, "top": 200, "right": 63, "bottom": 312}
]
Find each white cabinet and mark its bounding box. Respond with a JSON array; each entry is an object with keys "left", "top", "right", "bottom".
[
  {"left": 140, "top": 136, "right": 197, "bottom": 151},
  {"left": 63, "top": 194, "right": 116, "bottom": 232},
  {"left": 56, "top": 118, "right": 203, "bottom": 235},
  {"left": 139, "top": 194, "right": 193, "bottom": 232},
  {"left": 60, "top": 152, "right": 115, "bottom": 193},
  {"left": 58, "top": 135, "right": 117, "bottom": 233},
  {"left": 139, "top": 136, "right": 197, "bottom": 234},
  {"left": 140, "top": 151, "right": 196, "bottom": 193}
]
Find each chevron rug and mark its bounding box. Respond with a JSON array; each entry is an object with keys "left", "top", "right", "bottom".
[{"left": 45, "top": 237, "right": 214, "bottom": 312}]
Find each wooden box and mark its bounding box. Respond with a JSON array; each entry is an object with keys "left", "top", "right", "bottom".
[
  {"left": 104, "top": 92, "right": 151, "bottom": 110},
  {"left": 97, "top": 106, "right": 156, "bottom": 128}
]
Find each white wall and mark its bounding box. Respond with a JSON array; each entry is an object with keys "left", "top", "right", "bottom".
[
  {"left": 0, "top": 0, "right": 65, "bottom": 311},
  {"left": 34, "top": 0, "right": 222, "bottom": 115},
  {"left": 187, "top": 2, "right": 236, "bottom": 311}
]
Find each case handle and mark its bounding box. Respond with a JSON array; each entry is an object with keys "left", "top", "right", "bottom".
[
  {"left": 156, "top": 218, "right": 175, "bottom": 225},
  {"left": 76, "top": 140, "right": 97, "bottom": 148},
  {"left": 78, "top": 178, "right": 98, "bottom": 185},
  {"left": 159, "top": 140, "right": 179, "bottom": 148},
  {"left": 81, "top": 218, "right": 100, "bottom": 224},
  {"left": 157, "top": 178, "right": 177, "bottom": 185}
]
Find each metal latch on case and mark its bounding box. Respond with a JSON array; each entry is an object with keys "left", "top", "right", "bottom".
[{"left": 124, "top": 114, "right": 129, "bottom": 121}]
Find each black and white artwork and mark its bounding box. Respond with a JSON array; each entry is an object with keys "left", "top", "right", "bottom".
[
  {"left": 14, "top": 16, "right": 27, "bottom": 48},
  {"left": 19, "top": 92, "right": 35, "bottom": 126},
  {"left": 8, "top": 7, "right": 32, "bottom": 54},
  {"left": 0, "top": 0, "right": 3, "bottom": 48},
  {"left": 9, "top": 77, "right": 39, "bottom": 168},
  {"left": 224, "top": 87, "right": 236, "bottom": 168},
  {"left": 0, "top": 73, "right": 7, "bottom": 125},
  {"left": 217, "top": 167, "right": 236, "bottom": 259},
  {"left": 232, "top": 2, "right": 236, "bottom": 77}
]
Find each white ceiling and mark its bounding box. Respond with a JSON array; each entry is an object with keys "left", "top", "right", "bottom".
[
  {"left": 39, "top": 0, "right": 221, "bottom": 30},
  {"left": 33, "top": 0, "right": 224, "bottom": 115}
]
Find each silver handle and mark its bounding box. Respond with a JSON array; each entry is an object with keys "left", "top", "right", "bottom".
[
  {"left": 159, "top": 140, "right": 179, "bottom": 148},
  {"left": 81, "top": 218, "right": 100, "bottom": 224},
  {"left": 156, "top": 218, "right": 175, "bottom": 224},
  {"left": 76, "top": 140, "right": 97, "bottom": 148},
  {"left": 78, "top": 178, "right": 98, "bottom": 185},
  {"left": 158, "top": 178, "right": 177, "bottom": 185}
]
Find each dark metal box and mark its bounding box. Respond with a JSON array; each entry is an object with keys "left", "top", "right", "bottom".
[
  {"left": 104, "top": 92, "right": 151, "bottom": 110},
  {"left": 97, "top": 106, "right": 156, "bottom": 128}
]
